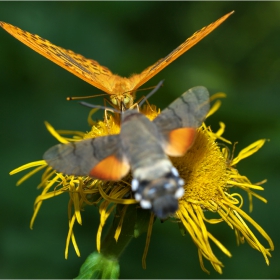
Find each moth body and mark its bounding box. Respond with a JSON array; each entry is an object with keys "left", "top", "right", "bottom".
[
  {"left": 120, "top": 110, "right": 185, "bottom": 218},
  {"left": 121, "top": 110, "right": 167, "bottom": 171}
]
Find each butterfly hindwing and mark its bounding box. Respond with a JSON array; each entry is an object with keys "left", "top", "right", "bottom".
[
  {"left": 153, "top": 86, "right": 210, "bottom": 156},
  {"left": 43, "top": 134, "right": 130, "bottom": 180}
]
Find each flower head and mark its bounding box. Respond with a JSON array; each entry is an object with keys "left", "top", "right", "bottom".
[{"left": 10, "top": 98, "right": 273, "bottom": 277}]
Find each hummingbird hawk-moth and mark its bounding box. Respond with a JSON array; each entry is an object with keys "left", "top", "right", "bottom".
[{"left": 43, "top": 86, "right": 210, "bottom": 219}]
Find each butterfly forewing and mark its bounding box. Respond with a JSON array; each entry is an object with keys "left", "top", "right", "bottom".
[
  {"left": 0, "top": 21, "right": 116, "bottom": 94},
  {"left": 132, "top": 11, "right": 234, "bottom": 89}
]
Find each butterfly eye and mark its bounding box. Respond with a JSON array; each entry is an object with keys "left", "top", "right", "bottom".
[
  {"left": 123, "top": 95, "right": 131, "bottom": 105},
  {"left": 111, "top": 97, "right": 118, "bottom": 105}
]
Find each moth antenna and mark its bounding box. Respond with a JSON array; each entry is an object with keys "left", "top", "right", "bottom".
[
  {"left": 138, "top": 80, "right": 165, "bottom": 107},
  {"left": 67, "top": 93, "right": 108, "bottom": 101},
  {"left": 79, "top": 102, "right": 121, "bottom": 114}
]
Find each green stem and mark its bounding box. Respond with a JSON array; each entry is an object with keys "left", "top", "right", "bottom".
[
  {"left": 101, "top": 204, "right": 137, "bottom": 259},
  {"left": 75, "top": 204, "right": 152, "bottom": 279}
]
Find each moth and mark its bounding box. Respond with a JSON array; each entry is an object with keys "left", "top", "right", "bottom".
[
  {"left": 0, "top": 11, "right": 232, "bottom": 109},
  {"left": 43, "top": 85, "right": 210, "bottom": 219}
]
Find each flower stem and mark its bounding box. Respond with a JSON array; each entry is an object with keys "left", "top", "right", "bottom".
[{"left": 101, "top": 204, "right": 137, "bottom": 259}]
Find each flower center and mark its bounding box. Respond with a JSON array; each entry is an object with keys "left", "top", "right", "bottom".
[{"left": 171, "top": 127, "right": 230, "bottom": 203}]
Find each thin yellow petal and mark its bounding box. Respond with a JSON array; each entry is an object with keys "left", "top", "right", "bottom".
[
  {"left": 210, "top": 92, "right": 227, "bottom": 101},
  {"left": 231, "top": 139, "right": 266, "bottom": 166},
  {"left": 198, "top": 250, "right": 210, "bottom": 274},
  {"left": 87, "top": 108, "right": 100, "bottom": 126},
  {"left": 37, "top": 168, "right": 56, "bottom": 189},
  {"left": 14, "top": 164, "right": 47, "bottom": 186},
  {"left": 65, "top": 215, "right": 80, "bottom": 259},
  {"left": 30, "top": 174, "right": 62, "bottom": 229},
  {"left": 114, "top": 205, "right": 128, "bottom": 242},
  {"left": 56, "top": 129, "right": 85, "bottom": 138},
  {"left": 98, "top": 184, "right": 137, "bottom": 205},
  {"left": 208, "top": 231, "right": 232, "bottom": 257},
  {"left": 227, "top": 180, "right": 264, "bottom": 190},
  {"left": 68, "top": 178, "right": 82, "bottom": 225},
  {"left": 10, "top": 160, "right": 47, "bottom": 174},
  {"left": 97, "top": 202, "right": 116, "bottom": 252},
  {"left": 44, "top": 121, "right": 69, "bottom": 144},
  {"left": 207, "top": 100, "right": 222, "bottom": 118}
]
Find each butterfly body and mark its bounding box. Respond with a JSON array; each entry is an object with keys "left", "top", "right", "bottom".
[
  {"left": 43, "top": 86, "right": 210, "bottom": 218},
  {"left": 0, "top": 11, "right": 233, "bottom": 110}
]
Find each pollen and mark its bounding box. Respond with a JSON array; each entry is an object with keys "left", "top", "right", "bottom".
[{"left": 171, "top": 126, "right": 229, "bottom": 203}]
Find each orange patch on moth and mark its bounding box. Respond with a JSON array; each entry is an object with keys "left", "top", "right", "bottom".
[
  {"left": 165, "top": 127, "right": 196, "bottom": 156},
  {"left": 89, "top": 155, "right": 130, "bottom": 180}
]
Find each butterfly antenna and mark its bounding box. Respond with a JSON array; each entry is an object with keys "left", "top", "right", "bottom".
[
  {"left": 79, "top": 102, "right": 122, "bottom": 114},
  {"left": 67, "top": 93, "right": 108, "bottom": 101},
  {"left": 138, "top": 80, "right": 165, "bottom": 107}
]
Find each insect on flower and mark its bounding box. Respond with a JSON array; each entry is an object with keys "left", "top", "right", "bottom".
[
  {"left": 43, "top": 82, "right": 210, "bottom": 219},
  {"left": 0, "top": 11, "right": 233, "bottom": 109}
]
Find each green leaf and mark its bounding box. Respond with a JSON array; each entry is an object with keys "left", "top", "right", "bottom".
[{"left": 75, "top": 251, "right": 120, "bottom": 279}]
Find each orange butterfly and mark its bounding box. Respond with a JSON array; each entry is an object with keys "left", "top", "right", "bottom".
[{"left": 0, "top": 11, "right": 233, "bottom": 109}]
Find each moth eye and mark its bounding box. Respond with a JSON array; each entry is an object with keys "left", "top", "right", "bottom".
[
  {"left": 111, "top": 97, "right": 118, "bottom": 105},
  {"left": 123, "top": 95, "right": 131, "bottom": 104}
]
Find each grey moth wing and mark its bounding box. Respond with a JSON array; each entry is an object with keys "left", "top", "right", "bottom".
[
  {"left": 43, "top": 134, "right": 130, "bottom": 180},
  {"left": 153, "top": 86, "right": 210, "bottom": 156}
]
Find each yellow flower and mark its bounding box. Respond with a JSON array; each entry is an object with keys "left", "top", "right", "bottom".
[{"left": 10, "top": 100, "right": 273, "bottom": 276}]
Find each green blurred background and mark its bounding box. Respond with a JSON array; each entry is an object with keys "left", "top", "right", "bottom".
[{"left": 1, "top": 2, "right": 279, "bottom": 278}]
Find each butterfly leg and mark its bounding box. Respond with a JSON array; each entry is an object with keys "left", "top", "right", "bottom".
[
  {"left": 136, "top": 95, "right": 154, "bottom": 113},
  {"left": 103, "top": 98, "right": 119, "bottom": 134}
]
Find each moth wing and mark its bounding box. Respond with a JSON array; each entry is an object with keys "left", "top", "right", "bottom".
[
  {"left": 43, "top": 134, "right": 130, "bottom": 180},
  {"left": 153, "top": 86, "right": 210, "bottom": 156},
  {"left": 131, "top": 11, "right": 234, "bottom": 90},
  {"left": 0, "top": 21, "right": 119, "bottom": 94}
]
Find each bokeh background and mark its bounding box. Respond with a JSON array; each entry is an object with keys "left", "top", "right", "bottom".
[{"left": 1, "top": 2, "right": 279, "bottom": 278}]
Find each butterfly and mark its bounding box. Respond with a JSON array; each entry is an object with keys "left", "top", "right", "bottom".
[
  {"left": 43, "top": 84, "right": 210, "bottom": 219},
  {"left": 0, "top": 11, "right": 232, "bottom": 110}
]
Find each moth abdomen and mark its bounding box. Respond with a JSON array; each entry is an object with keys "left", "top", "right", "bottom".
[{"left": 132, "top": 167, "right": 185, "bottom": 219}]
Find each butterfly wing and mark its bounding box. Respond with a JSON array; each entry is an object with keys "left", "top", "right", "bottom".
[
  {"left": 153, "top": 86, "right": 210, "bottom": 156},
  {"left": 43, "top": 134, "right": 130, "bottom": 180},
  {"left": 0, "top": 21, "right": 118, "bottom": 94},
  {"left": 132, "top": 11, "right": 234, "bottom": 90}
]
